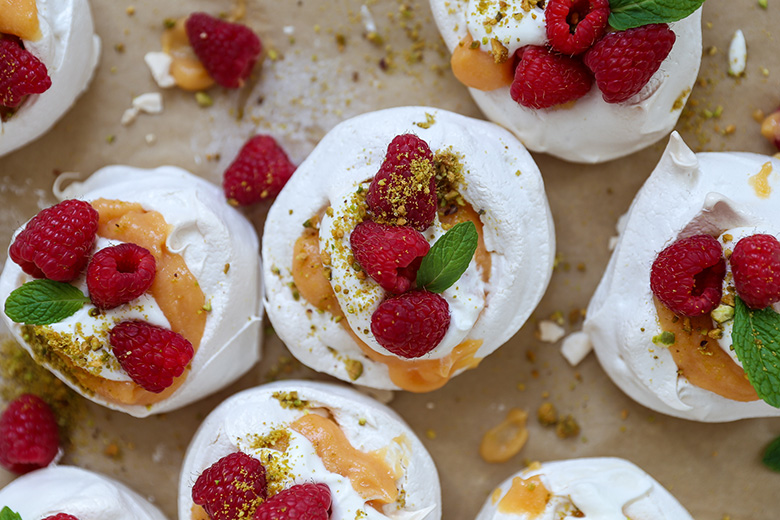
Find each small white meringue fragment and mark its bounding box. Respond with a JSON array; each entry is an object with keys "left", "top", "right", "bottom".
[
  {"left": 178, "top": 380, "right": 442, "bottom": 520},
  {"left": 560, "top": 331, "right": 592, "bottom": 366},
  {"left": 0, "top": 466, "right": 166, "bottom": 520},
  {"left": 121, "top": 93, "right": 164, "bottom": 126},
  {"left": 537, "top": 320, "right": 565, "bottom": 343},
  {"left": 584, "top": 132, "right": 780, "bottom": 421},
  {"left": 262, "top": 106, "right": 555, "bottom": 391},
  {"left": 143, "top": 51, "right": 176, "bottom": 88},
  {"left": 0, "top": 166, "right": 263, "bottom": 417},
  {"left": 728, "top": 29, "right": 747, "bottom": 77},
  {"left": 475, "top": 458, "right": 694, "bottom": 520},
  {"left": 0, "top": 0, "right": 101, "bottom": 157},
  {"left": 428, "top": 0, "right": 703, "bottom": 163}
]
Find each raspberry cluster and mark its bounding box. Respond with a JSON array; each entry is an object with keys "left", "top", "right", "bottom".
[
  {"left": 510, "top": 0, "right": 676, "bottom": 109},
  {"left": 347, "top": 134, "right": 451, "bottom": 359},
  {"left": 650, "top": 233, "right": 780, "bottom": 317},
  {"left": 193, "top": 452, "right": 332, "bottom": 520},
  {"left": 9, "top": 200, "right": 196, "bottom": 394}
]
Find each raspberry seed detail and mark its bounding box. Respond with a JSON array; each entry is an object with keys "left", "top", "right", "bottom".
[
  {"left": 650, "top": 234, "right": 726, "bottom": 317},
  {"left": 87, "top": 243, "right": 156, "bottom": 310}
]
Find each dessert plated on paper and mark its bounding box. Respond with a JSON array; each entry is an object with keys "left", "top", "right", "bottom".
[
  {"left": 476, "top": 458, "right": 693, "bottom": 520},
  {"left": 0, "top": 166, "right": 263, "bottom": 417},
  {"left": 178, "top": 380, "right": 441, "bottom": 520},
  {"left": 585, "top": 132, "right": 780, "bottom": 421},
  {"left": 263, "top": 106, "right": 555, "bottom": 392},
  {"left": 0, "top": 465, "right": 166, "bottom": 520},
  {"left": 0, "top": 0, "right": 101, "bottom": 157},
  {"left": 429, "top": 0, "right": 702, "bottom": 163}
]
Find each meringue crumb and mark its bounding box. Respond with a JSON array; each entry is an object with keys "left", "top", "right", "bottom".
[
  {"left": 728, "top": 29, "right": 747, "bottom": 77},
  {"left": 561, "top": 332, "right": 592, "bottom": 366},
  {"left": 537, "top": 320, "right": 565, "bottom": 343}
]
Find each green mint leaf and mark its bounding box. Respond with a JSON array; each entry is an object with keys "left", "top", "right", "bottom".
[
  {"left": 4, "top": 279, "right": 90, "bottom": 325},
  {"left": 609, "top": 0, "right": 705, "bottom": 31},
  {"left": 764, "top": 435, "right": 780, "bottom": 472},
  {"left": 0, "top": 507, "right": 23, "bottom": 520},
  {"left": 416, "top": 221, "right": 479, "bottom": 294},
  {"left": 732, "top": 297, "right": 780, "bottom": 408}
]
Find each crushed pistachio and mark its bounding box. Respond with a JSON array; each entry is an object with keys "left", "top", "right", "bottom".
[
  {"left": 652, "top": 331, "right": 676, "bottom": 345},
  {"left": 272, "top": 390, "right": 309, "bottom": 410}
]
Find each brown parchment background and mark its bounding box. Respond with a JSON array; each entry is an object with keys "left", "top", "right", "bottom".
[{"left": 1, "top": 0, "right": 779, "bottom": 518}]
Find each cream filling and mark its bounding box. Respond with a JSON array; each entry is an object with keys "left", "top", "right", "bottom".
[{"left": 178, "top": 381, "right": 441, "bottom": 520}]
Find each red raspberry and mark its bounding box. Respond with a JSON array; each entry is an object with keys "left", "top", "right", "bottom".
[
  {"left": 350, "top": 220, "right": 430, "bottom": 294},
  {"left": 42, "top": 515, "right": 79, "bottom": 520},
  {"left": 650, "top": 234, "right": 726, "bottom": 317},
  {"left": 186, "top": 12, "right": 262, "bottom": 88},
  {"left": 730, "top": 234, "right": 780, "bottom": 309},
  {"left": 254, "top": 483, "right": 331, "bottom": 520},
  {"left": 0, "top": 38, "right": 52, "bottom": 108},
  {"left": 371, "top": 290, "right": 450, "bottom": 358},
  {"left": 0, "top": 394, "right": 59, "bottom": 474},
  {"left": 87, "top": 244, "right": 156, "bottom": 310},
  {"left": 109, "top": 321, "right": 194, "bottom": 393},
  {"left": 510, "top": 46, "right": 593, "bottom": 109},
  {"left": 9, "top": 199, "right": 98, "bottom": 282},
  {"left": 583, "top": 23, "right": 676, "bottom": 103},
  {"left": 366, "top": 134, "right": 437, "bottom": 231},
  {"left": 545, "top": 0, "right": 610, "bottom": 55},
  {"left": 193, "top": 452, "right": 267, "bottom": 520},
  {"left": 223, "top": 135, "right": 296, "bottom": 206}
]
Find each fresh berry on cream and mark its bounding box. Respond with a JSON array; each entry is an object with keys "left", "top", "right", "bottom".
[
  {"left": 0, "top": 0, "right": 101, "bottom": 157},
  {"left": 178, "top": 381, "right": 442, "bottom": 520},
  {"left": 262, "top": 107, "right": 555, "bottom": 392},
  {"left": 585, "top": 132, "right": 780, "bottom": 421},
  {"left": 0, "top": 166, "right": 263, "bottom": 417},
  {"left": 429, "top": 0, "right": 703, "bottom": 163}
]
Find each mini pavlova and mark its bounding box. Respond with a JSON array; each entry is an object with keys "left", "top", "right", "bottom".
[
  {"left": 0, "top": 0, "right": 101, "bottom": 156},
  {"left": 476, "top": 458, "right": 693, "bottom": 520},
  {"left": 0, "top": 166, "right": 263, "bottom": 417},
  {"left": 0, "top": 465, "right": 166, "bottom": 520},
  {"left": 263, "top": 106, "right": 555, "bottom": 392},
  {"left": 585, "top": 132, "right": 780, "bottom": 421},
  {"left": 429, "top": 0, "right": 703, "bottom": 163},
  {"left": 178, "top": 380, "right": 441, "bottom": 520}
]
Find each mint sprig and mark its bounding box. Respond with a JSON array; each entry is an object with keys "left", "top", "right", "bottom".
[
  {"left": 0, "top": 507, "right": 22, "bottom": 520},
  {"left": 732, "top": 297, "right": 780, "bottom": 408},
  {"left": 4, "top": 279, "right": 90, "bottom": 325},
  {"left": 609, "top": 0, "right": 705, "bottom": 31},
  {"left": 416, "top": 221, "right": 478, "bottom": 294},
  {"left": 764, "top": 435, "right": 780, "bottom": 472}
]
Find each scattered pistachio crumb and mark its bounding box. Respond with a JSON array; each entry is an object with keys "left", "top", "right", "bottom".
[
  {"left": 652, "top": 331, "right": 675, "bottom": 345},
  {"left": 195, "top": 92, "right": 213, "bottom": 107}
]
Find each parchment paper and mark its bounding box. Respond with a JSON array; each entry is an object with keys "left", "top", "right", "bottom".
[{"left": 0, "top": 0, "right": 778, "bottom": 518}]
